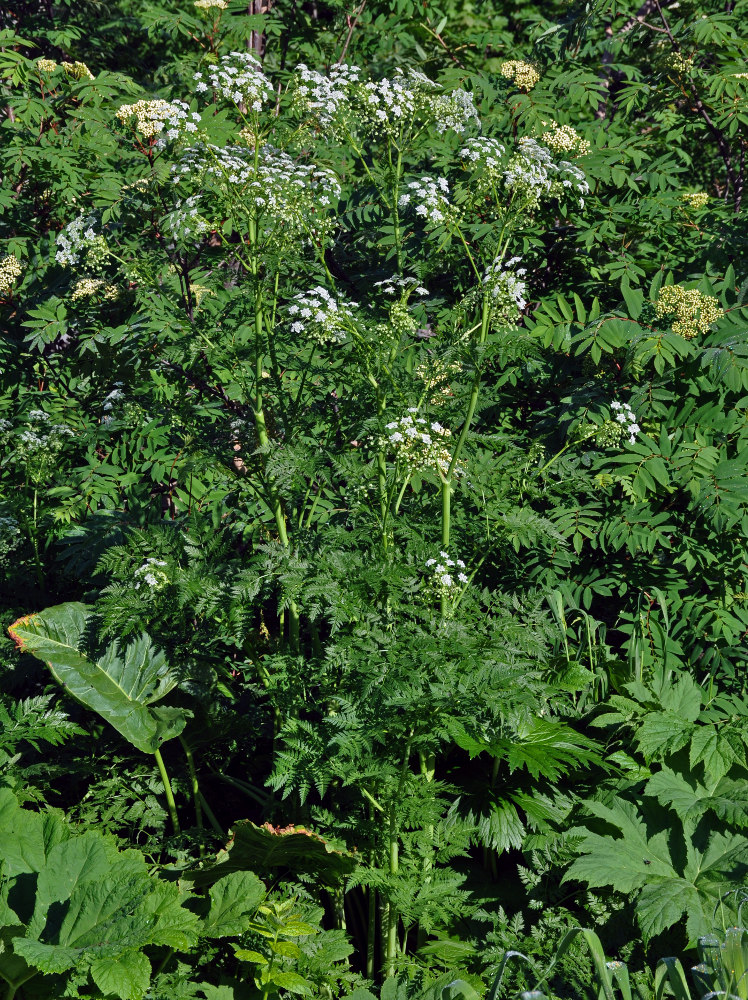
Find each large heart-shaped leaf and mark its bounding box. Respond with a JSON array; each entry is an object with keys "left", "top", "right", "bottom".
[{"left": 9, "top": 603, "right": 184, "bottom": 754}]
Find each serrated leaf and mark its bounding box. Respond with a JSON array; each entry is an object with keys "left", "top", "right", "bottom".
[
  {"left": 637, "top": 878, "right": 696, "bottom": 940},
  {"left": 89, "top": 951, "right": 151, "bottom": 1000},
  {"left": 202, "top": 871, "right": 264, "bottom": 938}
]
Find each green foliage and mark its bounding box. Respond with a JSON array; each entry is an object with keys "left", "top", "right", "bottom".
[
  {"left": 9, "top": 603, "right": 186, "bottom": 755},
  {"left": 1, "top": 0, "right": 747, "bottom": 993}
]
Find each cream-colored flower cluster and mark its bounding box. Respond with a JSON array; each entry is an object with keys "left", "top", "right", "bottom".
[
  {"left": 500, "top": 60, "right": 540, "bottom": 91},
  {"left": 665, "top": 51, "right": 693, "bottom": 75},
  {"left": 655, "top": 285, "right": 722, "bottom": 339},
  {"left": 385, "top": 410, "right": 455, "bottom": 477},
  {"left": 115, "top": 99, "right": 199, "bottom": 140},
  {"left": 71, "top": 277, "right": 119, "bottom": 301},
  {"left": 63, "top": 61, "right": 94, "bottom": 80},
  {"left": 35, "top": 59, "right": 94, "bottom": 79},
  {"left": 540, "top": 124, "right": 591, "bottom": 156},
  {"left": 0, "top": 255, "right": 22, "bottom": 293},
  {"left": 194, "top": 0, "right": 227, "bottom": 8},
  {"left": 680, "top": 191, "right": 709, "bottom": 209},
  {"left": 415, "top": 358, "right": 460, "bottom": 405}
]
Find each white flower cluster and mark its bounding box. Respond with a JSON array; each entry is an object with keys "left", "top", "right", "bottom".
[
  {"left": 359, "top": 69, "right": 479, "bottom": 137},
  {"left": 172, "top": 143, "right": 340, "bottom": 243},
  {"left": 162, "top": 195, "right": 210, "bottom": 244},
  {"left": 359, "top": 73, "right": 420, "bottom": 130},
  {"left": 194, "top": 0, "right": 227, "bottom": 8},
  {"left": 293, "top": 63, "right": 360, "bottom": 127},
  {"left": 431, "top": 88, "right": 480, "bottom": 134},
  {"left": 460, "top": 137, "right": 507, "bottom": 196},
  {"left": 611, "top": 400, "right": 640, "bottom": 445},
  {"left": 287, "top": 287, "right": 356, "bottom": 345},
  {"left": 483, "top": 256, "right": 527, "bottom": 316},
  {"left": 0, "top": 515, "right": 21, "bottom": 563},
  {"left": 415, "top": 358, "right": 460, "bottom": 405},
  {"left": 55, "top": 215, "right": 104, "bottom": 266},
  {"left": 460, "top": 136, "right": 505, "bottom": 167},
  {"left": 373, "top": 275, "right": 428, "bottom": 297},
  {"left": 504, "top": 138, "right": 589, "bottom": 207},
  {"left": 195, "top": 52, "right": 274, "bottom": 112},
  {"left": 115, "top": 100, "right": 200, "bottom": 141},
  {"left": 398, "top": 176, "right": 450, "bottom": 225},
  {"left": 291, "top": 65, "right": 480, "bottom": 138},
  {"left": 385, "top": 410, "right": 454, "bottom": 476},
  {"left": 15, "top": 410, "right": 74, "bottom": 464},
  {"left": 134, "top": 558, "right": 169, "bottom": 592},
  {"left": 425, "top": 551, "right": 468, "bottom": 594},
  {"left": 0, "top": 254, "right": 22, "bottom": 292}
]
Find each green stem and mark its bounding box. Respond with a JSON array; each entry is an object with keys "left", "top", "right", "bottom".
[
  {"left": 154, "top": 747, "right": 180, "bottom": 834},
  {"left": 385, "top": 799, "right": 399, "bottom": 977},
  {"left": 366, "top": 885, "right": 376, "bottom": 979},
  {"left": 440, "top": 296, "right": 491, "bottom": 614},
  {"left": 536, "top": 426, "right": 601, "bottom": 477},
  {"left": 248, "top": 243, "right": 300, "bottom": 651},
  {"left": 385, "top": 738, "right": 411, "bottom": 977},
  {"left": 4, "top": 971, "right": 37, "bottom": 1000},
  {"left": 178, "top": 734, "right": 203, "bottom": 847},
  {"left": 31, "top": 487, "right": 44, "bottom": 589},
  {"left": 416, "top": 751, "right": 435, "bottom": 950},
  {"left": 390, "top": 142, "right": 403, "bottom": 272},
  {"left": 198, "top": 791, "right": 224, "bottom": 837}
]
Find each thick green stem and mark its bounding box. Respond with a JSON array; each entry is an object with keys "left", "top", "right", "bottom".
[
  {"left": 248, "top": 240, "right": 300, "bottom": 651},
  {"left": 416, "top": 751, "right": 435, "bottom": 949},
  {"left": 154, "top": 747, "right": 180, "bottom": 834},
  {"left": 385, "top": 738, "right": 411, "bottom": 976},
  {"left": 439, "top": 297, "right": 492, "bottom": 613},
  {"left": 31, "top": 487, "right": 44, "bottom": 589},
  {"left": 4, "top": 971, "right": 37, "bottom": 1000},
  {"left": 385, "top": 800, "right": 399, "bottom": 977},
  {"left": 178, "top": 734, "right": 203, "bottom": 848},
  {"left": 389, "top": 142, "right": 404, "bottom": 272},
  {"left": 366, "top": 885, "right": 376, "bottom": 979}
]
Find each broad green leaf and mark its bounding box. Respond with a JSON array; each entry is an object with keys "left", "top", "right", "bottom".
[
  {"left": 9, "top": 604, "right": 185, "bottom": 754},
  {"left": 28, "top": 832, "right": 110, "bottom": 938},
  {"left": 689, "top": 726, "right": 734, "bottom": 781},
  {"left": 202, "top": 871, "right": 265, "bottom": 938},
  {"left": 637, "top": 878, "right": 698, "bottom": 941},
  {"left": 90, "top": 951, "right": 151, "bottom": 1000},
  {"left": 564, "top": 799, "right": 677, "bottom": 892}
]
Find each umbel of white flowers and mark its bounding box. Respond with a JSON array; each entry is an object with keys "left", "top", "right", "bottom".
[
  {"left": 611, "top": 400, "right": 641, "bottom": 444},
  {"left": 425, "top": 552, "right": 469, "bottom": 594}
]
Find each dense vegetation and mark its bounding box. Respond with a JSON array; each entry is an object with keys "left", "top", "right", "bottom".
[{"left": 1, "top": 0, "right": 748, "bottom": 997}]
